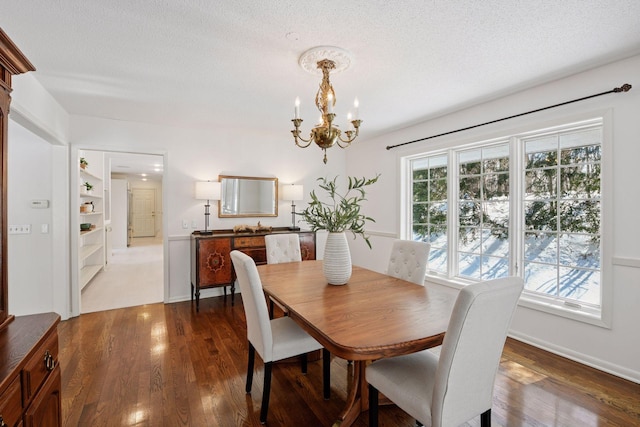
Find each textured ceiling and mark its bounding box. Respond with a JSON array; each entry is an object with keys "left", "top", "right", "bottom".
[{"left": 3, "top": 0, "right": 640, "bottom": 142}]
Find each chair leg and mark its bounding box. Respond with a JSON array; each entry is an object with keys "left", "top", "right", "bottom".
[
  {"left": 260, "top": 362, "right": 273, "bottom": 424},
  {"left": 246, "top": 343, "right": 255, "bottom": 393},
  {"left": 368, "top": 384, "right": 379, "bottom": 427},
  {"left": 480, "top": 409, "right": 491, "bottom": 427},
  {"left": 322, "top": 348, "right": 330, "bottom": 399},
  {"left": 301, "top": 352, "right": 308, "bottom": 374}
]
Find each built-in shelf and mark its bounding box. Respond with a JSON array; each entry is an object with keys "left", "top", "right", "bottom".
[
  {"left": 80, "top": 167, "right": 102, "bottom": 181},
  {"left": 80, "top": 193, "right": 102, "bottom": 199},
  {"left": 78, "top": 151, "right": 105, "bottom": 292},
  {"left": 80, "top": 226, "right": 103, "bottom": 237},
  {"left": 80, "top": 264, "right": 102, "bottom": 290},
  {"left": 79, "top": 244, "right": 101, "bottom": 261}
]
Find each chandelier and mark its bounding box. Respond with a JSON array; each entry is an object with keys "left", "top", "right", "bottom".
[{"left": 291, "top": 47, "right": 362, "bottom": 164}]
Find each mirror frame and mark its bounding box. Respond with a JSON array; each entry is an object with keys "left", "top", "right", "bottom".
[{"left": 218, "top": 175, "right": 278, "bottom": 218}]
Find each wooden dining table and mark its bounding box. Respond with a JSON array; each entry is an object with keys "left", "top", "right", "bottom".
[{"left": 257, "top": 260, "right": 459, "bottom": 427}]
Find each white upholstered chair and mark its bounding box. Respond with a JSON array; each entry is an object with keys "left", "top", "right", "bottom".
[
  {"left": 366, "top": 276, "right": 524, "bottom": 427},
  {"left": 265, "top": 233, "right": 302, "bottom": 264},
  {"left": 230, "top": 250, "right": 330, "bottom": 424},
  {"left": 387, "top": 240, "right": 431, "bottom": 285},
  {"left": 264, "top": 233, "right": 302, "bottom": 317}
]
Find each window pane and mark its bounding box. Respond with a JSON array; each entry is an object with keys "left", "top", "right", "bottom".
[
  {"left": 559, "top": 200, "right": 600, "bottom": 234},
  {"left": 459, "top": 227, "right": 481, "bottom": 252},
  {"left": 460, "top": 176, "right": 481, "bottom": 199},
  {"left": 459, "top": 253, "right": 481, "bottom": 279},
  {"left": 481, "top": 256, "right": 509, "bottom": 280},
  {"left": 525, "top": 201, "right": 557, "bottom": 231},
  {"left": 524, "top": 232, "right": 558, "bottom": 264},
  {"left": 483, "top": 172, "right": 509, "bottom": 198},
  {"left": 560, "top": 164, "right": 600, "bottom": 199},
  {"left": 483, "top": 200, "right": 509, "bottom": 229},
  {"left": 413, "top": 203, "right": 429, "bottom": 223},
  {"left": 524, "top": 262, "right": 557, "bottom": 295},
  {"left": 559, "top": 233, "right": 600, "bottom": 269},
  {"left": 559, "top": 128, "right": 601, "bottom": 152},
  {"left": 482, "top": 229, "right": 509, "bottom": 257},
  {"left": 413, "top": 181, "right": 428, "bottom": 202},
  {"left": 430, "top": 165, "right": 447, "bottom": 179},
  {"left": 525, "top": 168, "right": 557, "bottom": 200},
  {"left": 430, "top": 178, "right": 447, "bottom": 201},
  {"left": 459, "top": 201, "right": 481, "bottom": 225},
  {"left": 429, "top": 202, "right": 447, "bottom": 225},
  {"left": 558, "top": 267, "right": 600, "bottom": 305}
]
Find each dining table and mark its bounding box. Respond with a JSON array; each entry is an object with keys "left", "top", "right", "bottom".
[{"left": 256, "top": 259, "right": 459, "bottom": 427}]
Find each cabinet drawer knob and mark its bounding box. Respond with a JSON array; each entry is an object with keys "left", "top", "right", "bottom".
[{"left": 44, "top": 350, "right": 56, "bottom": 371}]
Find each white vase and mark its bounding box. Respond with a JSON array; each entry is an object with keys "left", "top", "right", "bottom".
[{"left": 323, "top": 232, "right": 352, "bottom": 285}]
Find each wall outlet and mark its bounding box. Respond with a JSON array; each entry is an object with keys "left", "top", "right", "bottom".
[
  {"left": 182, "top": 220, "right": 188, "bottom": 229},
  {"left": 9, "top": 224, "right": 31, "bottom": 234},
  {"left": 191, "top": 220, "right": 197, "bottom": 229}
]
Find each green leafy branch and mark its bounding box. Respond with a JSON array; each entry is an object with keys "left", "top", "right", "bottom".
[{"left": 300, "top": 174, "right": 380, "bottom": 248}]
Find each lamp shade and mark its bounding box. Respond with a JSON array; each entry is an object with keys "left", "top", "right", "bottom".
[
  {"left": 195, "top": 181, "right": 221, "bottom": 200},
  {"left": 282, "top": 184, "right": 304, "bottom": 201}
]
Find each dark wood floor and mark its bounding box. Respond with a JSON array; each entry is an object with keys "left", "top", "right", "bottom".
[{"left": 58, "top": 295, "right": 640, "bottom": 426}]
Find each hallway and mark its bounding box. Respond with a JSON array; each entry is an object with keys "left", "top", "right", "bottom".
[{"left": 81, "top": 235, "right": 163, "bottom": 313}]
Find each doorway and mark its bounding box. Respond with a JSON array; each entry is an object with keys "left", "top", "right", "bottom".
[{"left": 79, "top": 150, "right": 165, "bottom": 314}]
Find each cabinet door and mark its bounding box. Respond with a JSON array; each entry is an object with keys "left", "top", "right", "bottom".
[
  {"left": 23, "top": 365, "right": 61, "bottom": 427},
  {"left": 198, "top": 238, "right": 233, "bottom": 286}
]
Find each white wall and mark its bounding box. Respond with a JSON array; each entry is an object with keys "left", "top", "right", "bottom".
[
  {"left": 7, "top": 121, "right": 54, "bottom": 315},
  {"left": 346, "top": 54, "right": 640, "bottom": 382}
]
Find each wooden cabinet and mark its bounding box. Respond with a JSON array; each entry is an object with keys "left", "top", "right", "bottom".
[
  {"left": 191, "top": 228, "right": 315, "bottom": 311},
  {"left": 0, "top": 313, "right": 61, "bottom": 427}
]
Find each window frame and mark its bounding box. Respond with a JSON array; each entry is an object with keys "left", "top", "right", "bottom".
[{"left": 402, "top": 112, "right": 612, "bottom": 327}]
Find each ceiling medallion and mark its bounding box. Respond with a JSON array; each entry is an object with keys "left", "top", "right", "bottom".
[{"left": 291, "top": 46, "right": 361, "bottom": 164}]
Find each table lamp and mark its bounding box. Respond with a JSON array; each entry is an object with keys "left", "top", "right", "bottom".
[
  {"left": 282, "top": 184, "right": 304, "bottom": 230},
  {"left": 195, "top": 181, "right": 221, "bottom": 235}
]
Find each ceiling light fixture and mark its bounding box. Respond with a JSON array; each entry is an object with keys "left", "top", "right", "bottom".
[{"left": 291, "top": 46, "right": 361, "bottom": 164}]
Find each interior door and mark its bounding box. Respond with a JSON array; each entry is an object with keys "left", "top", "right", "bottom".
[{"left": 132, "top": 188, "right": 155, "bottom": 237}]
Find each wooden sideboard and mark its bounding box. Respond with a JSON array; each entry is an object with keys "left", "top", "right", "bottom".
[
  {"left": 190, "top": 228, "right": 316, "bottom": 311},
  {"left": 0, "top": 312, "right": 61, "bottom": 427}
]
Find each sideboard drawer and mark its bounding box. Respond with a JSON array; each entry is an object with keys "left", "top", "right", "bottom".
[
  {"left": 0, "top": 376, "right": 22, "bottom": 427},
  {"left": 240, "top": 248, "right": 267, "bottom": 265},
  {"left": 234, "top": 236, "right": 265, "bottom": 248},
  {"left": 22, "top": 332, "right": 58, "bottom": 404}
]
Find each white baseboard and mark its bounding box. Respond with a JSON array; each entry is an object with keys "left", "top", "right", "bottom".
[{"left": 509, "top": 330, "right": 640, "bottom": 384}]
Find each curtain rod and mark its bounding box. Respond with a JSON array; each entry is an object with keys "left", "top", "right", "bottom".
[{"left": 386, "top": 83, "right": 632, "bottom": 151}]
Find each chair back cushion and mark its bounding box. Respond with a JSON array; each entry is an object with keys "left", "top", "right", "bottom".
[
  {"left": 230, "top": 250, "right": 274, "bottom": 361},
  {"left": 387, "top": 240, "right": 431, "bottom": 285},
  {"left": 432, "top": 276, "right": 523, "bottom": 427},
  {"left": 265, "top": 234, "right": 302, "bottom": 264}
]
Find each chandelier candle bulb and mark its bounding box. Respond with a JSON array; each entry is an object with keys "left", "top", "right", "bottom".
[
  {"left": 295, "top": 97, "right": 300, "bottom": 119},
  {"left": 353, "top": 98, "right": 359, "bottom": 119}
]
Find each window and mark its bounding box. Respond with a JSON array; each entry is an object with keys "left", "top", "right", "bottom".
[
  {"left": 457, "top": 144, "right": 510, "bottom": 280},
  {"left": 406, "top": 118, "right": 604, "bottom": 319},
  {"left": 522, "top": 128, "right": 601, "bottom": 308},
  {"left": 411, "top": 155, "right": 448, "bottom": 274}
]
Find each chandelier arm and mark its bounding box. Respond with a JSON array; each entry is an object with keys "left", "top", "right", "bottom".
[
  {"left": 335, "top": 136, "right": 353, "bottom": 148},
  {"left": 293, "top": 133, "right": 313, "bottom": 148}
]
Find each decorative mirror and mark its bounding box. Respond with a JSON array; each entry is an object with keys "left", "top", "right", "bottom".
[{"left": 218, "top": 175, "right": 278, "bottom": 218}]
